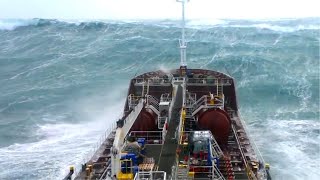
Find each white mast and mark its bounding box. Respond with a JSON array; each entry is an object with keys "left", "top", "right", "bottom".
[{"left": 177, "top": 0, "right": 189, "bottom": 67}]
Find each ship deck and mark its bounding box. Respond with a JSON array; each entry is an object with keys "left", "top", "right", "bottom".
[{"left": 66, "top": 69, "right": 270, "bottom": 180}]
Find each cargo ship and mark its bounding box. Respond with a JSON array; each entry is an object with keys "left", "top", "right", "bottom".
[{"left": 63, "top": 1, "right": 271, "bottom": 179}]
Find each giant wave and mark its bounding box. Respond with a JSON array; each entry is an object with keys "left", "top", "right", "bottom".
[
  {"left": 0, "top": 18, "right": 319, "bottom": 180},
  {"left": 0, "top": 18, "right": 319, "bottom": 32}
]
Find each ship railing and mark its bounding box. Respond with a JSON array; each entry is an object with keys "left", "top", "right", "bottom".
[
  {"left": 185, "top": 92, "right": 196, "bottom": 107},
  {"left": 160, "top": 93, "right": 172, "bottom": 102},
  {"left": 85, "top": 120, "right": 117, "bottom": 162},
  {"left": 231, "top": 124, "right": 258, "bottom": 180},
  {"left": 193, "top": 95, "right": 207, "bottom": 112},
  {"left": 207, "top": 139, "right": 226, "bottom": 180},
  {"left": 133, "top": 78, "right": 171, "bottom": 86},
  {"left": 134, "top": 171, "right": 167, "bottom": 180},
  {"left": 175, "top": 165, "right": 224, "bottom": 180},
  {"left": 236, "top": 112, "right": 269, "bottom": 179},
  {"left": 238, "top": 113, "right": 266, "bottom": 163},
  {"left": 172, "top": 77, "right": 185, "bottom": 83},
  {"left": 192, "top": 95, "right": 224, "bottom": 116},
  {"left": 186, "top": 78, "right": 232, "bottom": 86},
  {"left": 128, "top": 94, "right": 141, "bottom": 109},
  {"left": 146, "top": 95, "right": 160, "bottom": 115},
  {"left": 70, "top": 117, "right": 118, "bottom": 179},
  {"left": 121, "top": 99, "right": 145, "bottom": 140},
  {"left": 128, "top": 131, "right": 164, "bottom": 145}
]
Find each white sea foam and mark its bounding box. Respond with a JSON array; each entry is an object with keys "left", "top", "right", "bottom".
[
  {"left": 0, "top": 19, "right": 39, "bottom": 30},
  {"left": 226, "top": 23, "right": 320, "bottom": 32},
  {"left": 1, "top": 18, "right": 319, "bottom": 32},
  {"left": 265, "top": 119, "right": 320, "bottom": 180},
  {"left": 0, "top": 91, "right": 125, "bottom": 179},
  {"left": 186, "top": 19, "right": 228, "bottom": 29}
]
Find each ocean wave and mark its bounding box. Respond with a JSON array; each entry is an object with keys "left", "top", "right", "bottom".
[
  {"left": 0, "top": 19, "right": 40, "bottom": 30},
  {"left": 1, "top": 18, "right": 319, "bottom": 32},
  {"left": 226, "top": 23, "right": 320, "bottom": 32},
  {"left": 0, "top": 99, "right": 124, "bottom": 179}
]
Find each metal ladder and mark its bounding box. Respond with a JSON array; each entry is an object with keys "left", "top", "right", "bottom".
[
  {"left": 210, "top": 134, "right": 224, "bottom": 158},
  {"left": 212, "top": 164, "right": 226, "bottom": 180},
  {"left": 216, "top": 79, "right": 223, "bottom": 96},
  {"left": 217, "top": 83, "right": 223, "bottom": 96},
  {"left": 142, "top": 79, "right": 149, "bottom": 96},
  {"left": 146, "top": 95, "right": 160, "bottom": 116}
]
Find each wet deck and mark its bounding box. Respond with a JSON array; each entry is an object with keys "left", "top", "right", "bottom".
[{"left": 158, "top": 85, "right": 183, "bottom": 177}]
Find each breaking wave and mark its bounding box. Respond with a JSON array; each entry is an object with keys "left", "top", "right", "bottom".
[
  {"left": 0, "top": 18, "right": 319, "bottom": 32},
  {"left": 0, "top": 17, "right": 319, "bottom": 179}
]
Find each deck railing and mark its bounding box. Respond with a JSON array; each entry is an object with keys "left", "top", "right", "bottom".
[
  {"left": 133, "top": 78, "right": 171, "bottom": 85},
  {"left": 192, "top": 95, "right": 224, "bottom": 116},
  {"left": 128, "top": 131, "right": 164, "bottom": 145},
  {"left": 69, "top": 118, "right": 118, "bottom": 179},
  {"left": 122, "top": 99, "right": 145, "bottom": 140},
  {"left": 133, "top": 77, "right": 232, "bottom": 86},
  {"left": 128, "top": 94, "right": 141, "bottom": 109},
  {"left": 160, "top": 93, "right": 172, "bottom": 102},
  {"left": 134, "top": 171, "right": 167, "bottom": 180},
  {"left": 146, "top": 95, "right": 160, "bottom": 115},
  {"left": 236, "top": 111, "right": 269, "bottom": 179},
  {"left": 186, "top": 78, "right": 232, "bottom": 85}
]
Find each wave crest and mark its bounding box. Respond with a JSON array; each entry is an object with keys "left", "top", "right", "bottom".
[{"left": 1, "top": 18, "right": 319, "bottom": 32}]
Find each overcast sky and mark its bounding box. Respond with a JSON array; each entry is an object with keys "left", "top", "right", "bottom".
[{"left": 0, "top": 0, "right": 319, "bottom": 20}]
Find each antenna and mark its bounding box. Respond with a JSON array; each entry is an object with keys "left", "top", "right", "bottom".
[{"left": 177, "top": 0, "right": 189, "bottom": 68}]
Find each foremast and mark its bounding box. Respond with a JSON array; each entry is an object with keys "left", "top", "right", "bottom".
[{"left": 177, "top": 0, "right": 189, "bottom": 76}]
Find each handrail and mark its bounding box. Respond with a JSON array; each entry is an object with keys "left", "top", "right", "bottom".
[
  {"left": 122, "top": 99, "right": 144, "bottom": 138},
  {"left": 231, "top": 124, "right": 257, "bottom": 180},
  {"left": 133, "top": 77, "right": 232, "bottom": 86},
  {"left": 133, "top": 78, "right": 171, "bottom": 85},
  {"left": 193, "top": 95, "right": 207, "bottom": 112},
  {"left": 185, "top": 92, "right": 196, "bottom": 106},
  {"left": 146, "top": 95, "right": 159, "bottom": 109},
  {"left": 238, "top": 112, "right": 266, "bottom": 164},
  {"left": 236, "top": 111, "right": 269, "bottom": 179},
  {"left": 146, "top": 95, "right": 160, "bottom": 115},
  {"left": 160, "top": 93, "right": 171, "bottom": 102},
  {"left": 71, "top": 118, "right": 117, "bottom": 179},
  {"left": 128, "top": 131, "right": 164, "bottom": 145},
  {"left": 128, "top": 94, "right": 141, "bottom": 109},
  {"left": 134, "top": 171, "right": 167, "bottom": 180},
  {"left": 208, "top": 140, "right": 226, "bottom": 180},
  {"left": 192, "top": 95, "right": 225, "bottom": 116},
  {"left": 187, "top": 78, "right": 232, "bottom": 85}
]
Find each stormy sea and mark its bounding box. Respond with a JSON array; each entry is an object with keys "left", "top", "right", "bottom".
[{"left": 0, "top": 18, "right": 319, "bottom": 180}]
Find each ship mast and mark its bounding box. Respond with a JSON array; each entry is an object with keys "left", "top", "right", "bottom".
[{"left": 177, "top": 0, "right": 189, "bottom": 75}]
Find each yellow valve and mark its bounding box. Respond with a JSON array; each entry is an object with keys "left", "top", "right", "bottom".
[
  {"left": 188, "top": 171, "right": 195, "bottom": 177},
  {"left": 265, "top": 163, "right": 270, "bottom": 169},
  {"left": 69, "top": 166, "right": 74, "bottom": 172}
]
